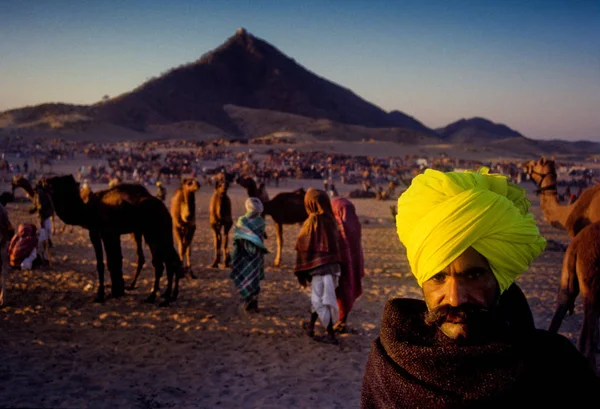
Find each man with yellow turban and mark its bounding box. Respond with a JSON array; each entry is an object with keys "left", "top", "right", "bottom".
[{"left": 361, "top": 167, "right": 598, "bottom": 408}]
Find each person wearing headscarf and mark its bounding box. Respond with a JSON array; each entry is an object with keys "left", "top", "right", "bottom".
[
  {"left": 230, "top": 197, "right": 268, "bottom": 313},
  {"left": 8, "top": 223, "right": 39, "bottom": 270},
  {"left": 295, "top": 188, "right": 341, "bottom": 344},
  {"left": 331, "top": 197, "right": 364, "bottom": 332},
  {"left": 361, "top": 167, "right": 598, "bottom": 408}
]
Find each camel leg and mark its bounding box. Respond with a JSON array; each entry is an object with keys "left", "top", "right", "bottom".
[
  {"left": 159, "top": 245, "right": 182, "bottom": 307},
  {"left": 211, "top": 225, "right": 221, "bottom": 268},
  {"left": 274, "top": 222, "right": 283, "bottom": 267},
  {"left": 128, "top": 231, "right": 145, "bottom": 290},
  {"left": 145, "top": 247, "right": 164, "bottom": 303},
  {"left": 175, "top": 230, "right": 184, "bottom": 268},
  {"left": 578, "top": 297, "right": 599, "bottom": 371},
  {"left": 185, "top": 225, "right": 197, "bottom": 279},
  {"left": 90, "top": 230, "right": 106, "bottom": 303},
  {"left": 223, "top": 223, "right": 232, "bottom": 268},
  {"left": 102, "top": 233, "right": 125, "bottom": 298}
]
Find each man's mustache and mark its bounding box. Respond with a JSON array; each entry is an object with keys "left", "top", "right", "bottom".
[{"left": 424, "top": 304, "right": 491, "bottom": 327}]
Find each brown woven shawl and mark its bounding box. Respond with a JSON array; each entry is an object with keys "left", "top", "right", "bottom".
[{"left": 294, "top": 188, "right": 340, "bottom": 275}]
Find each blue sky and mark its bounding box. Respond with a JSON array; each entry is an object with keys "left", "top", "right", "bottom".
[{"left": 1, "top": 0, "right": 599, "bottom": 141}]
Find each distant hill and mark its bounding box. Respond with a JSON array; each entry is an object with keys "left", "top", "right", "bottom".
[
  {"left": 0, "top": 28, "right": 437, "bottom": 143},
  {"left": 89, "top": 28, "right": 437, "bottom": 140},
  {"left": 436, "top": 117, "right": 524, "bottom": 143}
]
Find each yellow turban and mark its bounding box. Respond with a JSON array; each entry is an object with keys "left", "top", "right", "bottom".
[{"left": 396, "top": 167, "right": 546, "bottom": 293}]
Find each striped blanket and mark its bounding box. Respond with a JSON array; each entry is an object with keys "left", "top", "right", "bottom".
[{"left": 230, "top": 215, "right": 267, "bottom": 303}]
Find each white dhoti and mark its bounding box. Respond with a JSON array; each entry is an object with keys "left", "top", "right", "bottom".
[
  {"left": 42, "top": 217, "right": 52, "bottom": 241},
  {"left": 311, "top": 274, "right": 340, "bottom": 328},
  {"left": 21, "top": 248, "right": 37, "bottom": 270}
]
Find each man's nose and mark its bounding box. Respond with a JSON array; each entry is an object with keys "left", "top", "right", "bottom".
[{"left": 447, "top": 277, "right": 468, "bottom": 306}]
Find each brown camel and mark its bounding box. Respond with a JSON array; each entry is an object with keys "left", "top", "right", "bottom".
[
  {"left": 40, "top": 175, "right": 183, "bottom": 305},
  {"left": 209, "top": 180, "right": 233, "bottom": 268},
  {"left": 524, "top": 157, "right": 600, "bottom": 238},
  {"left": 170, "top": 178, "right": 200, "bottom": 278},
  {"left": 0, "top": 204, "right": 14, "bottom": 307},
  {"left": 548, "top": 221, "right": 600, "bottom": 373},
  {"left": 237, "top": 176, "right": 307, "bottom": 267}
]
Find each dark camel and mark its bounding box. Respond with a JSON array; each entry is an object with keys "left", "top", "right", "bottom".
[
  {"left": 40, "top": 175, "right": 183, "bottom": 305},
  {"left": 237, "top": 176, "right": 307, "bottom": 267},
  {"left": 524, "top": 157, "right": 600, "bottom": 238},
  {"left": 548, "top": 221, "right": 600, "bottom": 374},
  {"left": 14, "top": 175, "right": 148, "bottom": 283},
  {"left": 170, "top": 178, "right": 200, "bottom": 278},
  {"left": 209, "top": 180, "right": 233, "bottom": 268}
]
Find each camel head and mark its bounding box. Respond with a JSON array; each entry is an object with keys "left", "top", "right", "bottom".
[
  {"left": 181, "top": 178, "right": 200, "bottom": 193},
  {"left": 11, "top": 175, "right": 33, "bottom": 196},
  {"left": 525, "top": 156, "right": 558, "bottom": 194},
  {"left": 39, "top": 175, "right": 80, "bottom": 200},
  {"left": 236, "top": 176, "right": 259, "bottom": 197},
  {"left": 215, "top": 180, "right": 229, "bottom": 196}
]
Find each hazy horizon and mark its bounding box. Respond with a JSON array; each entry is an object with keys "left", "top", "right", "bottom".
[{"left": 1, "top": 0, "right": 599, "bottom": 141}]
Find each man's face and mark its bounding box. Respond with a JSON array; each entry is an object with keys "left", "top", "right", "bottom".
[{"left": 422, "top": 247, "right": 499, "bottom": 343}]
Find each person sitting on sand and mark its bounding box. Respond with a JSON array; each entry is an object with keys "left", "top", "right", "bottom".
[
  {"left": 295, "top": 188, "right": 342, "bottom": 344},
  {"left": 230, "top": 197, "right": 268, "bottom": 313},
  {"left": 331, "top": 197, "right": 364, "bottom": 333},
  {"left": 361, "top": 167, "right": 599, "bottom": 408},
  {"left": 8, "top": 223, "right": 40, "bottom": 270}
]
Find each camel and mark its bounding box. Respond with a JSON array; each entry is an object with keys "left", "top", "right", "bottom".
[
  {"left": 209, "top": 180, "right": 233, "bottom": 268},
  {"left": 40, "top": 175, "right": 183, "bottom": 305},
  {"left": 548, "top": 221, "right": 600, "bottom": 373},
  {"left": 524, "top": 157, "right": 600, "bottom": 238},
  {"left": 170, "top": 178, "right": 200, "bottom": 278},
  {"left": 0, "top": 204, "right": 14, "bottom": 307},
  {"left": 237, "top": 176, "right": 307, "bottom": 267},
  {"left": 82, "top": 181, "right": 147, "bottom": 292}
]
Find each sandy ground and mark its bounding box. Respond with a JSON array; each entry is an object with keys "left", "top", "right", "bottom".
[{"left": 0, "top": 144, "right": 596, "bottom": 409}]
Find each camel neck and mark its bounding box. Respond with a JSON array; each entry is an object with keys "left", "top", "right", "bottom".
[{"left": 539, "top": 190, "right": 571, "bottom": 231}]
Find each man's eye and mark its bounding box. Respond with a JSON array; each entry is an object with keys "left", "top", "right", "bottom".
[
  {"left": 466, "top": 270, "right": 484, "bottom": 280},
  {"left": 430, "top": 273, "right": 446, "bottom": 283}
]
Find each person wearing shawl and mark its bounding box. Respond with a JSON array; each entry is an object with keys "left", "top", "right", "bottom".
[
  {"left": 230, "top": 197, "right": 268, "bottom": 313},
  {"left": 8, "top": 223, "right": 39, "bottom": 270},
  {"left": 361, "top": 167, "right": 598, "bottom": 409},
  {"left": 331, "top": 197, "right": 365, "bottom": 333},
  {"left": 295, "top": 188, "right": 342, "bottom": 344}
]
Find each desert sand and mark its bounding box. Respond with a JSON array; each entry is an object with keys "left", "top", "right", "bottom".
[{"left": 0, "top": 140, "right": 595, "bottom": 409}]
